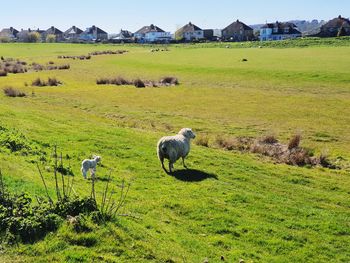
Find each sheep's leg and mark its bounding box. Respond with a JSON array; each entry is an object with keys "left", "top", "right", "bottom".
[
  {"left": 169, "top": 162, "right": 173, "bottom": 174},
  {"left": 182, "top": 157, "right": 188, "bottom": 169},
  {"left": 160, "top": 157, "right": 168, "bottom": 173},
  {"left": 82, "top": 168, "right": 87, "bottom": 179}
]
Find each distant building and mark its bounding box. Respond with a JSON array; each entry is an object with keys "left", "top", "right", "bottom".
[
  {"left": 44, "top": 26, "right": 64, "bottom": 42},
  {"left": 314, "top": 15, "right": 350, "bottom": 37},
  {"left": 80, "top": 25, "right": 108, "bottom": 42},
  {"left": 260, "top": 22, "right": 301, "bottom": 41},
  {"left": 111, "top": 29, "right": 133, "bottom": 43},
  {"left": 175, "top": 22, "right": 204, "bottom": 41},
  {"left": 134, "top": 24, "right": 171, "bottom": 43},
  {"left": 17, "top": 28, "right": 33, "bottom": 42},
  {"left": 63, "top": 26, "right": 83, "bottom": 42},
  {"left": 0, "top": 27, "right": 19, "bottom": 40},
  {"left": 222, "top": 20, "right": 254, "bottom": 41}
]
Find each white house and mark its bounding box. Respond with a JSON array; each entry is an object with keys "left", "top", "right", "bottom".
[
  {"left": 175, "top": 22, "right": 204, "bottom": 41},
  {"left": 134, "top": 24, "right": 171, "bottom": 43},
  {"left": 260, "top": 22, "right": 302, "bottom": 41}
]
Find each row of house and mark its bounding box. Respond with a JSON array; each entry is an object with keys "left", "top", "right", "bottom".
[
  {"left": 0, "top": 25, "right": 109, "bottom": 43},
  {"left": 1, "top": 16, "right": 349, "bottom": 43}
]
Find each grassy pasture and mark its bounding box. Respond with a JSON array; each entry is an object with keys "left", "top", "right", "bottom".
[{"left": 0, "top": 42, "right": 349, "bottom": 262}]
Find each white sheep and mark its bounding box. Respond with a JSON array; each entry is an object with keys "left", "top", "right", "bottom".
[
  {"left": 157, "top": 128, "right": 196, "bottom": 173},
  {"left": 81, "top": 155, "right": 101, "bottom": 179}
]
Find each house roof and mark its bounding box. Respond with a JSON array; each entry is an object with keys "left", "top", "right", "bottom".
[
  {"left": 46, "top": 26, "right": 63, "bottom": 35},
  {"left": 176, "top": 22, "right": 202, "bottom": 34},
  {"left": 322, "top": 15, "right": 350, "bottom": 28},
  {"left": 135, "top": 24, "right": 165, "bottom": 34},
  {"left": 119, "top": 29, "right": 133, "bottom": 38},
  {"left": 83, "top": 25, "right": 108, "bottom": 35},
  {"left": 261, "top": 22, "right": 301, "bottom": 35},
  {"left": 64, "top": 26, "right": 83, "bottom": 35},
  {"left": 0, "top": 27, "right": 19, "bottom": 36},
  {"left": 222, "top": 20, "right": 253, "bottom": 31}
]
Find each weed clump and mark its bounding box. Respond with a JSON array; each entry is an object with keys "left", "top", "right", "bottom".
[
  {"left": 3, "top": 86, "right": 26, "bottom": 97},
  {"left": 0, "top": 70, "right": 7, "bottom": 77},
  {"left": 32, "top": 77, "right": 62, "bottom": 87},
  {"left": 96, "top": 76, "right": 180, "bottom": 88},
  {"left": 214, "top": 133, "right": 338, "bottom": 169},
  {"left": 133, "top": 78, "right": 146, "bottom": 88}
]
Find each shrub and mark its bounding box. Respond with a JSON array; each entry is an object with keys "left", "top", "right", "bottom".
[
  {"left": 3, "top": 87, "right": 26, "bottom": 97},
  {"left": 0, "top": 70, "right": 7, "bottom": 77},
  {"left": 32, "top": 62, "right": 44, "bottom": 71},
  {"left": 27, "top": 32, "right": 41, "bottom": 43},
  {"left": 288, "top": 134, "right": 301, "bottom": 150},
  {"left": 195, "top": 135, "right": 210, "bottom": 147},
  {"left": 32, "top": 77, "right": 62, "bottom": 87},
  {"left": 160, "top": 76, "right": 179, "bottom": 86},
  {"left": 32, "top": 78, "right": 45, "bottom": 87},
  {"left": 133, "top": 78, "right": 145, "bottom": 88},
  {"left": 46, "top": 34, "right": 56, "bottom": 43},
  {"left": 47, "top": 78, "right": 61, "bottom": 86},
  {"left": 96, "top": 78, "right": 110, "bottom": 85},
  {"left": 58, "top": 64, "right": 70, "bottom": 70},
  {"left": 110, "top": 76, "right": 131, "bottom": 85},
  {"left": 261, "top": 135, "right": 278, "bottom": 144}
]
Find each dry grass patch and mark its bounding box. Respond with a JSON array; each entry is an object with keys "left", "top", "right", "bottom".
[
  {"left": 31, "top": 77, "right": 62, "bottom": 87},
  {"left": 214, "top": 133, "right": 338, "bottom": 169},
  {"left": 3, "top": 86, "right": 26, "bottom": 97},
  {"left": 96, "top": 76, "right": 179, "bottom": 88}
]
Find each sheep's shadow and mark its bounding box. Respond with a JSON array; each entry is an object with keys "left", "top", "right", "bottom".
[{"left": 170, "top": 169, "right": 218, "bottom": 182}]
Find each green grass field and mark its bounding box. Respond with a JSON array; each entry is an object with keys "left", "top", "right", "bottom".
[{"left": 0, "top": 41, "right": 349, "bottom": 262}]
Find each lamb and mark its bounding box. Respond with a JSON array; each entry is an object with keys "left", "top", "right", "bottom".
[
  {"left": 81, "top": 155, "right": 101, "bottom": 179},
  {"left": 157, "top": 128, "right": 196, "bottom": 173}
]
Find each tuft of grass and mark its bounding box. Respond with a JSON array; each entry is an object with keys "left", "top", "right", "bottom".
[
  {"left": 32, "top": 77, "right": 62, "bottom": 87},
  {"left": 160, "top": 76, "right": 179, "bottom": 86},
  {"left": 0, "top": 70, "right": 7, "bottom": 76},
  {"left": 288, "top": 134, "right": 301, "bottom": 150},
  {"left": 261, "top": 134, "right": 278, "bottom": 144},
  {"left": 133, "top": 78, "right": 145, "bottom": 88},
  {"left": 3, "top": 86, "right": 26, "bottom": 97},
  {"left": 195, "top": 134, "right": 210, "bottom": 147}
]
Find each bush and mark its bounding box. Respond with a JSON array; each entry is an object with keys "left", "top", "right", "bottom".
[
  {"left": 288, "top": 134, "right": 301, "bottom": 150},
  {"left": 195, "top": 135, "right": 210, "bottom": 147},
  {"left": 58, "top": 64, "right": 70, "bottom": 70},
  {"left": 46, "top": 34, "right": 56, "bottom": 43},
  {"left": 47, "top": 78, "right": 61, "bottom": 86},
  {"left": 32, "top": 78, "right": 45, "bottom": 86},
  {"left": 133, "top": 78, "right": 145, "bottom": 88},
  {"left": 3, "top": 87, "right": 26, "bottom": 97},
  {"left": 32, "top": 77, "right": 62, "bottom": 87},
  {"left": 160, "top": 76, "right": 179, "bottom": 86},
  {"left": 0, "top": 70, "right": 7, "bottom": 77},
  {"left": 27, "top": 32, "right": 41, "bottom": 43},
  {"left": 110, "top": 76, "right": 131, "bottom": 85},
  {"left": 261, "top": 135, "right": 278, "bottom": 144},
  {"left": 96, "top": 78, "right": 110, "bottom": 85}
]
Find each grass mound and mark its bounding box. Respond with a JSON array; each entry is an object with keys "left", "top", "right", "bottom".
[{"left": 3, "top": 86, "right": 26, "bottom": 97}]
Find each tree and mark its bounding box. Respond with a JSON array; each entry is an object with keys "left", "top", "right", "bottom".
[
  {"left": 27, "top": 32, "right": 41, "bottom": 43},
  {"left": 46, "top": 34, "right": 56, "bottom": 43},
  {"left": 337, "top": 26, "right": 347, "bottom": 37}
]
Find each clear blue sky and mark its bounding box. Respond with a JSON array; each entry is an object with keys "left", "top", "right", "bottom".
[{"left": 1, "top": 0, "right": 349, "bottom": 33}]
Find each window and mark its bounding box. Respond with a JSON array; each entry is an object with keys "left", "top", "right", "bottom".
[
  {"left": 284, "top": 28, "right": 289, "bottom": 33},
  {"left": 273, "top": 27, "right": 278, "bottom": 33}
]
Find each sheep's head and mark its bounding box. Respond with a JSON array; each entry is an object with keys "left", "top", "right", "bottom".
[
  {"left": 93, "top": 155, "right": 101, "bottom": 163},
  {"left": 179, "top": 128, "right": 196, "bottom": 139}
]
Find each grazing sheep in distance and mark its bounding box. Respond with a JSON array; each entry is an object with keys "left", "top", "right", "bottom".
[
  {"left": 157, "top": 128, "right": 196, "bottom": 173},
  {"left": 81, "top": 155, "right": 101, "bottom": 179}
]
